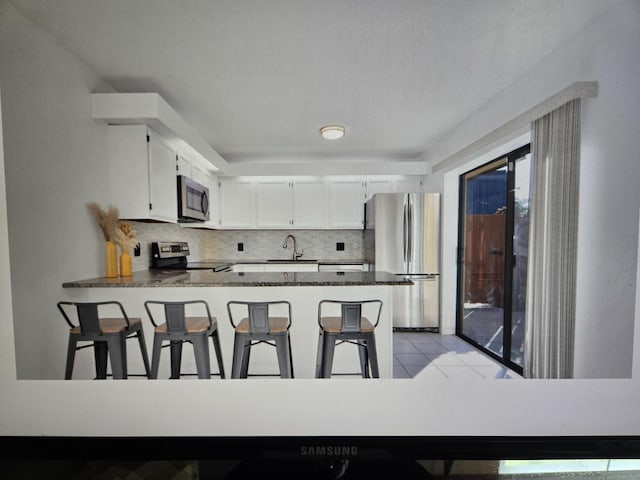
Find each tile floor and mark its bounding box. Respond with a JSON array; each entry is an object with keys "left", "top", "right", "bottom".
[{"left": 393, "top": 330, "right": 522, "bottom": 379}]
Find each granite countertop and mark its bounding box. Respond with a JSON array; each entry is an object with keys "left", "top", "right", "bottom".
[{"left": 62, "top": 269, "right": 412, "bottom": 288}]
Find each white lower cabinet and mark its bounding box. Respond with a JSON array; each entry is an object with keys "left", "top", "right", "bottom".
[
  {"left": 318, "top": 264, "right": 366, "bottom": 272},
  {"left": 231, "top": 263, "right": 319, "bottom": 272}
]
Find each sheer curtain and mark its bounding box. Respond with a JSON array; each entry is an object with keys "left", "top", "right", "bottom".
[{"left": 524, "top": 99, "right": 581, "bottom": 379}]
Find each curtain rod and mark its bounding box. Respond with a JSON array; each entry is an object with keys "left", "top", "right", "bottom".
[{"left": 431, "top": 81, "right": 598, "bottom": 173}]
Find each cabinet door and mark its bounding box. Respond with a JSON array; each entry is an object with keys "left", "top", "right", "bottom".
[
  {"left": 364, "top": 178, "right": 394, "bottom": 200},
  {"left": 256, "top": 180, "right": 292, "bottom": 228},
  {"left": 395, "top": 176, "right": 424, "bottom": 192},
  {"left": 147, "top": 130, "right": 178, "bottom": 222},
  {"left": 327, "top": 179, "right": 365, "bottom": 228},
  {"left": 292, "top": 180, "right": 328, "bottom": 228},
  {"left": 191, "top": 163, "right": 209, "bottom": 186},
  {"left": 176, "top": 153, "right": 191, "bottom": 178},
  {"left": 218, "top": 179, "right": 256, "bottom": 228}
]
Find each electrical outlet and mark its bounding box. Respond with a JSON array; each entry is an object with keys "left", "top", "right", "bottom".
[
  {"left": 237, "top": 242, "right": 244, "bottom": 252},
  {"left": 134, "top": 243, "right": 141, "bottom": 257},
  {"left": 336, "top": 242, "right": 345, "bottom": 251}
]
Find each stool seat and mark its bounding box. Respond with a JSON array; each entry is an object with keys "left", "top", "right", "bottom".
[
  {"left": 145, "top": 301, "right": 225, "bottom": 380},
  {"left": 58, "top": 301, "right": 151, "bottom": 380},
  {"left": 154, "top": 316, "right": 213, "bottom": 334},
  {"left": 319, "top": 316, "right": 375, "bottom": 333},
  {"left": 69, "top": 317, "right": 143, "bottom": 335},
  {"left": 235, "top": 317, "right": 289, "bottom": 334}
]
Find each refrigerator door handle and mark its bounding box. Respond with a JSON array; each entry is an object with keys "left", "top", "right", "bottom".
[
  {"left": 403, "top": 195, "right": 409, "bottom": 272},
  {"left": 407, "top": 194, "right": 413, "bottom": 264}
]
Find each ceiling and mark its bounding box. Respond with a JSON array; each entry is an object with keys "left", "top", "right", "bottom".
[{"left": 9, "top": 0, "right": 618, "bottom": 172}]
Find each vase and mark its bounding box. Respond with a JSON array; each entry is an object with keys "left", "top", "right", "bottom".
[
  {"left": 119, "top": 251, "right": 132, "bottom": 277},
  {"left": 105, "top": 241, "right": 118, "bottom": 278}
]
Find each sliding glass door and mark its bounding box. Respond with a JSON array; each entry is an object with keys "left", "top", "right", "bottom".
[{"left": 456, "top": 145, "right": 530, "bottom": 374}]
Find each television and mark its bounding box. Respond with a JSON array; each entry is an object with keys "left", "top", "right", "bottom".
[{"left": 1, "top": 1, "right": 640, "bottom": 477}]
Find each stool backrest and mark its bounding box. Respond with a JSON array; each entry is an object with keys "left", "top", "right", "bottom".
[
  {"left": 227, "top": 300, "right": 292, "bottom": 334},
  {"left": 58, "top": 301, "right": 131, "bottom": 334},
  {"left": 248, "top": 303, "right": 270, "bottom": 333},
  {"left": 144, "top": 300, "right": 212, "bottom": 332},
  {"left": 318, "top": 299, "right": 383, "bottom": 331},
  {"left": 164, "top": 303, "right": 187, "bottom": 333},
  {"left": 341, "top": 303, "right": 362, "bottom": 332},
  {"left": 76, "top": 303, "right": 101, "bottom": 334}
]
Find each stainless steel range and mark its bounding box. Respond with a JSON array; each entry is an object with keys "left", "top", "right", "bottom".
[{"left": 150, "top": 241, "right": 231, "bottom": 271}]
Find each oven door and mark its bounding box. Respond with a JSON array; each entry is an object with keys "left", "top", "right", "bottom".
[{"left": 177, "top": 175, "right": 210, "bottom": 222}]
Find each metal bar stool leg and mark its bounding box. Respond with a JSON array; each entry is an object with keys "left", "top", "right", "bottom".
[
  {"left": 210, "top": 330, "right": 226, "bottom": 379},
  {"left": 94, "top": 341, "right": 109, "bottom": 379},
  {"left": 288, "top": 333, "right": 294, "bottom": 378},
  {"left": 315, "top": 330, "right": 325, "bottom": 378},
  {"left": 365, "top": 333, "right": 379, "bottom": 378},
  {"left": 231, "top": 334, "right": 246, "bottom": 379},
  {"left": 107, "top": 334, "right": 127, "bottom": 379},
  {"left": 150, "top": 334, "right": 164, "bottom": 379},
  {"left": 65, "top": 336, "right": 79, "bottom": 380},
  {"left": 136, "top": 330, "right": 151, "bottom": 378},
  {"left": 192, "top": 334, "right": 212, "bottom": 379},
  {"left": 169, "top": 340, "right": 183, "bottom": 379},
  {"left": 239, "top": 338, "right": 251, "bottom": 378},
  {"left": 275, "top": 335, "right": 293, "bottom": 379},
  {"left": 321, "top": 333, "right": 337, "bottom": 379},
  {"left": 357, "top": 340, "right": 370, "bottom": 378}
]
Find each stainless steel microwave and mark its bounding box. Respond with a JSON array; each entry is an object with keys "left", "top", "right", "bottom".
[{"left": 177, "top": 175, "right": 210, "bottom": 222}]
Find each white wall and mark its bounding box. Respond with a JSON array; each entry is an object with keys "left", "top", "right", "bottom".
[
  {"left": 0, "top": 1, "right": 115, "bottom": 378},
  {"left": 432, "top": 0, "right": 640, "bottom": 378}
]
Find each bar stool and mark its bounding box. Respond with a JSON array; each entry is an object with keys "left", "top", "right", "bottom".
[
  {"left": 315, "top": 299, "right": 383, "bottom": 378},
  {"left": 58, "top": 301, "right": 151, "bottom": 380},
  {"left": 144, "top": 300, "right": 225, "bottom": 380},
  {"left": 226, "top": 301, "right": 293, "bottom": 379}
]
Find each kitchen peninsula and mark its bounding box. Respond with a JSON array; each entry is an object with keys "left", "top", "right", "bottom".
[{"left": 63, "top": 270, "right": 411, "bottom": 379}]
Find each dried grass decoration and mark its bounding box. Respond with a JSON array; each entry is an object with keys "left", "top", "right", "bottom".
[
  {"left": 86, "top": 202, "right": 119, "bottom": 242},
  {"left": 115, "top": 222, "right": 136, "bottom": 277},
  {"left": 86, "top": 202, "right": 120, "bottom": 277},
  {"left": 115, "top": 222, "right": 137, "bottom": 253}
]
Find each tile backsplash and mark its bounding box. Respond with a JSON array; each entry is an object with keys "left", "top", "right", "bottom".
[{"left": 129, "top": 221, "right": 365, "bottom": 271}]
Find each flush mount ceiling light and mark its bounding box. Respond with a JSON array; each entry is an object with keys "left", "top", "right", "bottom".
[{"left": 320, "top": 125, "right": 345, "bottom": 140}]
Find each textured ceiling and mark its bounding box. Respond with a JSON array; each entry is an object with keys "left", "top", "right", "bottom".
[{"left": 9, "top": 0, "right": 618, "bottom": 166}]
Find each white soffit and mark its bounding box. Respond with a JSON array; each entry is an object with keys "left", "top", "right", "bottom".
[{"left": 90, "top": 93, "right": 228, "bottom": 172}]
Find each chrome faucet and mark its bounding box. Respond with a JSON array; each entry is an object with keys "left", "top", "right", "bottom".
[{"left": 283, "top": 234, "right": 303, "bottom": 260}]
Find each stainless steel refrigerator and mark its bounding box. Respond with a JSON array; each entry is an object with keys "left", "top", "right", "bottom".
[{"left": 365, "top": 192, "right": 441, "bottom": 330}]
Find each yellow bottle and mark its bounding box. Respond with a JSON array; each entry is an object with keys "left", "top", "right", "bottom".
[{"left": 105, "top": 240, "right": 118, "bottom": 278}]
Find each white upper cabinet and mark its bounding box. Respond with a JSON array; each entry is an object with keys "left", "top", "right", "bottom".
[
  {"left": 205, "top": 174, "right": 220, "bottom": 227},
  {"left": 256, "top": 180, "right": 293, "bottom": 228},
  {"left": 218, "top": 178, "right": 256, "bottom": 228},
  {"left": 214, "top": 175, "right": 426, "bottom": 230},
  {"left": 363, "top": 178, "right": 394, "bottom": 200},
  {"left": 291, "top": 179, "right": 328, "bottom": 228},
  {"left": 394, "top": 176, "right": 424, "bottom": 192},
  {"left": 227, "top": 178, "right": 329, "bottom": 229},
  {"left": 327, "top": 179, "right": 365, "bottom": 229},
  {"left": 108, "top": 124, "right": 177, "bottom": 223},
  {"left": 176, "top": 153, "right": 192, "bottom": 178}
]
